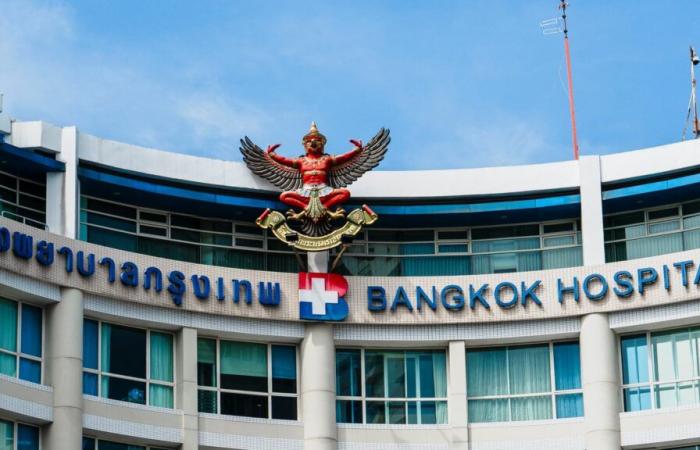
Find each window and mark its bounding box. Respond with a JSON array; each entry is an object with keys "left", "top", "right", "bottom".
[
  {"left": 82, "top": 437, "right": 169, "bottom": 450},
  {"left": 621, "top": 328, "right": 700, "bottom": 412},
  {"left": 335, "top": 349, "right": 447, "bottom": 424},
  {"left": 82, "top": 320, "right": 174, "bottom": 408},
  {"left": 79, "top": 196, "right": 297, "bottom": 273},
  {"left": 337, "top": 221, "right": 582, "bottom": 276},
  {"left": 197, "top": 338, "right": 298, "bottom": 420},
  {"left": 604, "top": 202, "right": 700, "bottom": 262},
  {"left": 80, "top": 195, "right": 583, "bottom": 276},
  {"left": 0, "top": 170, "right": 46, "bottom": 229},
  {"left": 0, "top": 298, "right": 43, "bottom": 384},
  {"left": 466, "top": 342, "right": 583, "bottom": 423},
  {"left": 0, "top": 420, "right": 40, "bottom": 450}
]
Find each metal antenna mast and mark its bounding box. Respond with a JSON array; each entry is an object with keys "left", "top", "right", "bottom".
[
  {"left": 683, "top": 46, "right": 700, "bottom": 140},
  {"left": 540, "top": 1, "right": 580, "bottom": 160}
]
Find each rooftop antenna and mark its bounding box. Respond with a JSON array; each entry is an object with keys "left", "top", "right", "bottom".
[
  {"left": 683, "top": 46, "right": 700, "bottom": 140},
  {"left": 540, "top": 1, "right": 580, "bottom": 160}
]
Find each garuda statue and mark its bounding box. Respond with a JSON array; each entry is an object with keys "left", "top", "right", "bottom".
[{"left": 240, "top": 123, "right": 390, "bottom": 242}]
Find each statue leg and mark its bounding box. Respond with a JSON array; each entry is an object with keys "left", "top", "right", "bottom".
[
  {"left": 280, "top": 191, "right": 309, "bottom": 210},
  {"left": 321, "top": 188, "right": 350, "bottom": 210}
]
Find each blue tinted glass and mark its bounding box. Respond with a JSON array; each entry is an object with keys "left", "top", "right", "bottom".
[
  {"left": 554, "top": 342, "right": 581, "bottom": 390},
  {"left": 624, "top": 386, "right": 652, "bottom": 412},
  {"left": 83, "top": 372, "right": 98, "bottom": 395},
  {"left": 336, "top": 349, "right": 361, "bottom": 397},
  {"left": 19, "top": 358, "right": 40, "bottom": 383},
  {"left": 82, "top": 437, "right": 96, "bottom": 450},
  {"left": 20, "top": 304, "right": 42, "bottom": 357},
  {"left": 17, "top": 424, "right": 39, "bottom": 450},
  {"left": 555, "top": 393, "right": 584, "bottom": 418},
  {"left": 336, "top": 400, "right": 362, "bottom": 423},
  {"left": 621, "top": 335, "right": 649, "bottom": 384},
  {"left": 271, "top": 345, "right": 296, "bottom": 393},
  {"left": 83, "top": 320, "right": 98, "bottom": 370}
]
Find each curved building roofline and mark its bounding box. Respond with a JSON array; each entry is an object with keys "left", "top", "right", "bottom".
[{"left": 7, "top": 118, "right": 700, "bottom": 199}]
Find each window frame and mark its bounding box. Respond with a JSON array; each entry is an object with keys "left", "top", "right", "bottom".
[
  {"left": 0, "top": 419, "right": 41, "bottom": 450},
  {"left": 196, "top": 337, "right": 300, "bottom": 420},
  {"left": 80, "top": 194, "right": 583, "bottom": 274},
  {"left": 335, "top": 347, "right": 450, "bottom": 425},
  {"left": 83, "top": 319, "right": 176, "bottom": 409},
  {"left": 619, "top": 328, "right": 700, "bottom": 412},
  {"left": 0, "top": 298, "right": 44, "bottom": 385},
  {"left": 82, "top": 436, "right": 170, "bottom": 450},
  {"left": 0, "top": 169, "right": 47, "bottom": 229},
  {"left": 465, "top": 341, "right": 583, "bottom": 423}
]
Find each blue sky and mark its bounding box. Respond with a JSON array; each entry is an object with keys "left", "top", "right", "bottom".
[{"left": 0, "top": 1, "right": 698, "bottom": 170}]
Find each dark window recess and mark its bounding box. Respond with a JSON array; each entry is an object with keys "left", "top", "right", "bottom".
[
  {"left": 604, "top": 212, "right": 644, "bottom": 228},
  {"left": 86, "top": 198, "right": 137, "bottom": 219},
  {"left": 236, "top": 224, "right": 263, "bottom": 236},
  {"left": 648, "top": 207, "right": 678, "bottom": 221},
  {"left": 220, "top": 392, "right": 268, "bottom": 418},
  {"left": 437, "top": 230, "right": 468, "bottom": 240},
  {"left": 220, "top": 372, "right": 267, "bottom": 392},
  {"left": 683, "top": 201, "right": 700, "bottom": 216},
  {"left": 543, "top": 222, "right": 574, "bottom": 233},
  {"left": 140, "top": 211, "right": 167, "bottom": 223},
  {"left": 19, "top": 180, "right": 46, "bottom": 198},
  {"left": 236, "top": 238, "right": 263, "bottom": 249},
  {"left": 140, "top": 225, "right": 167, "bottom": 236},
  {"left": 171, "top": 228, "right": 201, "bottom": 243},
  {"left": 272, "top": 396, "right": 297, "bottom": 420},
  {"left": 106, "top": 325, "right": 146, "bottom": 378},
  {"left": 103, "top": 376, "right": 146, "bottom": 404}
]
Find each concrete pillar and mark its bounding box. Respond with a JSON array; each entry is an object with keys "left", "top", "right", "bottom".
[
  {"left": 448, "top": 341, "right": 468, "bottom": 449},
  {"left": 302, "top": 250, "right": 336, "bottom": 450},
  {"left": 579, "top": 155, "right": 606, "bottom": 265},
  {"left": 177, "top": 327, "right": 199, "bottom": 450},
  {"left": 46, "top": 126, "right": 79, "bottom": 237},
  {"left": 580, "top": 313, "right": 621, "bottom": 450},
  {"left": 43, "top": 288, "right": 84, "bottom": 450}
]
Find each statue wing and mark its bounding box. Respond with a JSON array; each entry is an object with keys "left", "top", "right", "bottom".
[
  {"left": 328, "top": 128, "right": 391, "bottom": 188},
  {"left": 239, "top": 137, "right": 303, "bottom": 191}
]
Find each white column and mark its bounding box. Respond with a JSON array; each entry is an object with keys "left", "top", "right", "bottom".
[
  {"left": 448, "top": 341, "right": 468, "bottom": 449},
  {"left": 177, "top": 327, "right": 199, "bottom": 450},
  {"left": 579, "top": 155, "right": 606, "bottom": 265},
  {"left": 302, "top": 250, "right": 337, "bottom": 450},
  {"left": 580, "top": 313, "right": 621, "bottom": 450},
  {"left": 43, "top": 288, "right": 84, "bottom": 450},
  {"left": 46, "top": 126, "right": 79, "bottom": 237}
]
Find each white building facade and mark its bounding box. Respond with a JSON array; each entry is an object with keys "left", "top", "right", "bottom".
[{"left": 1, "top": 115, "right": 700, "bottom": 450}]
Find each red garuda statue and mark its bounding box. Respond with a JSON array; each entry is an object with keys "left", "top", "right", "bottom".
[{"left": 240, "top": 123, "right": 390, "bottom": 240}]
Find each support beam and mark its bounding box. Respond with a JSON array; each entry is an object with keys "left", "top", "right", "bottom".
[
  {"left": 580, "top": 313, "right": 621, "bottom": 450},
  {"left": 177, "top": 327, "right": 199, "bottom": 450},
  {"left": 579, "top": 155, "right": 606, "bottom": 266},
  {"left": 43, "top": 287, "right": 84, "bottom": 450},
  {"left": 448, "top": 341, "right": 468, "bottom": 449},
  {"left": 302, "top": 250, "right": 336, "bottom": 450}
]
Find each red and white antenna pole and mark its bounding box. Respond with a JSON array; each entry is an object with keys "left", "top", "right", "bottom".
[{"left": 560, "top": 1, "right": 580, "bottom": 160}]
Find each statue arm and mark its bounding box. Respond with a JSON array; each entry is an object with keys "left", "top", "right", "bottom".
[
  {"left": 332, "top": 140, "right": 363, "bottom": 165},
  {"left": 266, "top": 145, "right": 298, "bottom": 168}
]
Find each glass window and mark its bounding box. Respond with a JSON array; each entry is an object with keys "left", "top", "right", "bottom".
[
  {"left": 335, "top": 349, "right": 447, "bottom": 425},
  {"left": 467, "top": 342, "right": 583, "bottom": 423},
  {"left": 0, "top": 171, "right": 46, "bottom": 229},
  {"left": 0, "top": 421, "right": 39, "bottom": 450},
  {"left": 622, "top": 328, "right": 700, "bottom": 412},
  {"left": 197, "top": 338, "right": 297, "bottom": 420},
  {"left": 605, "top": 203, "right": 700, "bottom": 262},
  {"left": 0, "top": 298, "right": 43, "bottom": 384},
  {"left": 82, "top": 320, "right": 174, "bottom": 408},
  {"left": 80, "top": 195, "right": 581, "bottom": 276},
  {"left": 82, "top": 437, "right": 170, "bottom": 450}
]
